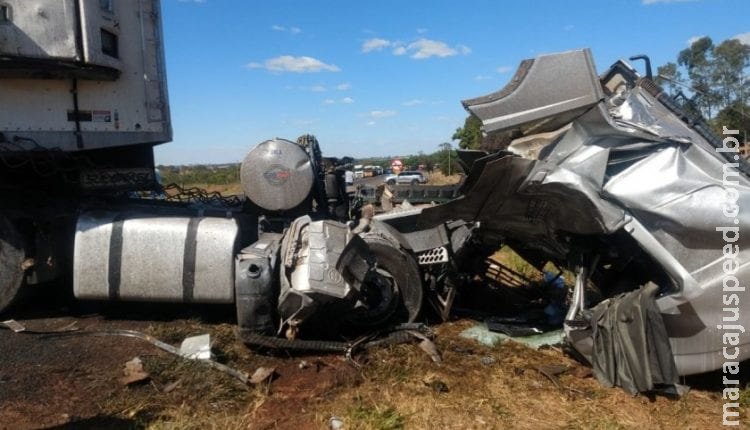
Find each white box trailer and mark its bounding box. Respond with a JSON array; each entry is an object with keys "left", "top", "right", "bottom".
[
  {"left": 0, "top": 0, "right": 171, "bottom": 153},
  {"left": 0, "top": 0, "right": 174, "bottom": 310}
]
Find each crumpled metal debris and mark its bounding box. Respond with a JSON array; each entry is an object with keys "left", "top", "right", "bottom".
[{"left": 42, "top": 329, "right": 250, "bottom": 385}]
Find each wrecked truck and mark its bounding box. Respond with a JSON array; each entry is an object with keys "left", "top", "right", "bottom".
[
  {"left": 0, "top": 0, "right": 433, "bottom": 338},
  {"left": 414, "top": 48, "right": 749, "bottom": 391},
  {"left": 1, "top": 0, "right": 747, "bottom": 395}
]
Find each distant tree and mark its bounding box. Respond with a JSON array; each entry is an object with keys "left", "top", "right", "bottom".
[
  {"left": 452, "top": 114, "right": 483, "bottom": 149},
  {"left": 433, "top": 143, "right": 462, "bottom": 174},
  {"left": 677, "top": 36, "right": 721, "bottom": 118},
  {"left": 417, "top": 151, "right": 434, "bottom": 170},
  {"left": 403, "top": 154, "right": 420, "bottom": 170},
  {"left": 714, "top": 100, "right": 750, "bottom": 141},
  {"left": 655, "top": 62, "right": 682, "bottom": 96},
  {"left": 712, "top": 39, "right": 750, "bottom": 109},
  {"left": 658, "top": 35, "right": 750, "bottom": 139}
]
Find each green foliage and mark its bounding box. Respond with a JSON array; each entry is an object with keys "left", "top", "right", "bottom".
[
  {"left": 433, "top": 143, "right": 461, "bottom": 174},
  {"left": 713, "top": 100, "right": 750, "bottom": 138},
  {"left": 452, "top": 114, "right": 483, "bottom": 149},
  {"left": 655, "top": 62, "right": 682, "bottom": 96},
  {"left": 346, "top": 398, "right": 406, "bottom": 430},
  {"left": 662, "top": 35, "right": 750, "bottom": 135},
  {"left": 157, "top": 164, "right": 240, "bottom": 186}
]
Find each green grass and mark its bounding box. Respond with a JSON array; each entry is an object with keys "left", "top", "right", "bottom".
[
  {"left": 345, "top": 397, "right": 407, "bottom": 430},
  {"left": 740, "top": 384, "right": 750, "bottom": 408}
]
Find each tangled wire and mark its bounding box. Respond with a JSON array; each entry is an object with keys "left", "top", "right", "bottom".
[{"left": 162, "top": 183, "right": 243, "bottom": 207}]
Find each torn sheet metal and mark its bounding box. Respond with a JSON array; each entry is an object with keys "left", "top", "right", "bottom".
[
  {"left": 422, "top": 48, "right": 749, "bottom": 380},
  {"left": 588, "top": 284, "right": 679, "bottom": 395}
]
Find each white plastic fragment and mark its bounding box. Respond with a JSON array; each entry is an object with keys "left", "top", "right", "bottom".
[{"left": 179, "top": 333, "right": 212, "bottom": 360}]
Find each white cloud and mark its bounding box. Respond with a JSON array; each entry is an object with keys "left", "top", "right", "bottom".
[
  {"left": 178, "top": 0, "right": 206, "bottom": 3},
  {"left": 336, "top": 83, "right": 352, "bottom": 91},
  {"left": 310, "top": 85, "right": 327, "bottom": 92},
  {"left": 733, "top": 32, "right": 750, "bottom": 45},
  {"left": 271, "top": 25, "right": 301, "bottom": 35},
  {"left": 642, "top": 0, "right": 694, "bottom": 4},
  {"left": 497, "top": 66, "right": 513, "bottom": 74},
  {"left": 416, "top": 28, "right": 428, "bottom": 34},
  {"left": 392, "top": 45, "right": 407, "bottom": 56},
  {"left": 408, "top": 38, "right": 458, "bottom": 59},
  {"left": 369, "top": 110, "right": 397, "bottom": 118},
  {"left": 474, "top": 75, "right": 492, "bottom": 81},
  {"left": 401, "top": 99, "right": 424, "bottom": 106},
  {"left": 362, "top": 38, "right": 391, "bottom": 53},
  {"left": 365, "top": 37, "right": 469, "bottom": 60},
  {"left": 563, "top": 24, "right": 575, "bottom": 31},
  {"left": 247, "top": 56, "right": 340, "bottom": 73},
  {"left": 687, "top": 35, "right": 706, "bottom": 46},
  {"left": 366, "top": 121, "right": 376, "bottom": 127},
  {"left": 323, "top": 97, "right": 355, "bottom": 105}
]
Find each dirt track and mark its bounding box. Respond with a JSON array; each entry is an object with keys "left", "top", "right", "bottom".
[{"left": 1, "top": 285, "right": 748, "bottom": 429}]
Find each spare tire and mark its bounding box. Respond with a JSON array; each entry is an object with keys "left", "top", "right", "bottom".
[{"left": 0, "top": 215, "right": 25, "bottom": 313}]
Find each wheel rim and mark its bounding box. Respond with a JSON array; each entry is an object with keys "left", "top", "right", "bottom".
[{"left": 0, "top": 215, "right": 25, "bottom": 313}]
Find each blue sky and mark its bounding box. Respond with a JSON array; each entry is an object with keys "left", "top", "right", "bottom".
[{"left": 154, "top": 0, "right": 749, "bottom": 165}]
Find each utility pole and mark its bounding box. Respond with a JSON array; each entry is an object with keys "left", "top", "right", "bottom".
[
  {"left": 440, "top": 142, "right": 452, "bottom": 176},
  {"left": 448, "top": 144, "right": 451, "bottom": 176}
]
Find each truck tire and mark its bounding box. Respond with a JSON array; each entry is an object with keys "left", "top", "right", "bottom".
[
  {"left": 0, "top": 215, "right": 25, "bottom": 313},
  {"left": 387, "top": 179, "right": 396, "bottom": 186},
  {"left": 410, "top": 179, "right": 419, "bottom": 186},
  {"left": 347, "top": 235, "right": 423, "bottom": 327}
]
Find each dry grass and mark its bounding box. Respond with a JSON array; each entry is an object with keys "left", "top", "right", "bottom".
[
  {"left": 315, "top": 320, "right": 746, "bottom": 429},
  {"left": 91, "top": 313, "right": 748, "bottom": 429},
  {"left": 426, "top": 171, "right": 463, "bottom": 186}
]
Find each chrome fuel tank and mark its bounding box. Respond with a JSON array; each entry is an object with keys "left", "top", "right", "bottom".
[{"left": 74, "top": 210, "right": 239, "bottom": 303}]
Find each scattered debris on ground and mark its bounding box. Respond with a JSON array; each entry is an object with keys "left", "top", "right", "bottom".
[{"left": 0, "top": 300, "right": 747, "bottom": 429}]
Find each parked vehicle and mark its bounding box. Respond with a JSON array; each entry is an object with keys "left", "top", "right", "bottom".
[{"left": 384, "top": 170, "right": 427, "bottom": 186}]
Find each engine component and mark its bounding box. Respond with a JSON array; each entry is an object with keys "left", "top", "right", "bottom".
[
  {"left": 277, "top": 216, "right": 424, "bottom": 331},
  {"left": 235, "top": 233, "right": 283, "bottom": 336},
  {"left": 74, "top": 210, "right": 239, "bottom": 303},
  {"left": 277, "top": 216, "right": 354, "bottom": 324},
  {"left": 240, "top": 138, "right": 315, "bottom": 212}
]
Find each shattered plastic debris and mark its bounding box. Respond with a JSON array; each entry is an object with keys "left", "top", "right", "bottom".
[
  {"left": 249, "top": 367, "right": 276, "bottom": 385},
  {"left": 179, "top": 334, "right": 212, "bottom": 360},
  {"left": 329, "top": 416, "right": 344, "bottom": 430},
  {"left": 480, "top": 356, "right": 496, "bottom": 366},
  {"left": 119, "top": 357, "right": 149, "bottom": 385},
  {"left": 1, "top": 320, "right": 25, "bottom": 333},
  {"left": 460, "top": 323, "right": 564, "bottom": 349}
]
